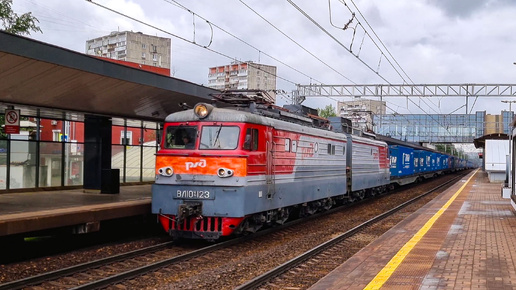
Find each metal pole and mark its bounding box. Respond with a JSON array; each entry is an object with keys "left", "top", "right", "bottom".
[{"left": 501, "top": 100, "right": 516, "bottom": 189}]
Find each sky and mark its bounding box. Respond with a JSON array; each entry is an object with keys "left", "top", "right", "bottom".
[{"left": 10, "top": 0, "right": 516, "bottom": 115}]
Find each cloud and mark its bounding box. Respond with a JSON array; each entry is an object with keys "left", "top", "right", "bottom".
[
  {"left": 430, "top": 0, "right": 514, "bottom": 18},
  {"left": 9, "top": 0, "right": 516, "bottom": 114}
]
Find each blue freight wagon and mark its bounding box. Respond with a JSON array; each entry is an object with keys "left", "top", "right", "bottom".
[{"left": 389, "top": 145, "right": 415, "bottom": 177}]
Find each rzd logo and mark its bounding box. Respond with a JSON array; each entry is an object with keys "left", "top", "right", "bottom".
[{"left": 185, "top": 159, "right": 207, "bottom": 170}]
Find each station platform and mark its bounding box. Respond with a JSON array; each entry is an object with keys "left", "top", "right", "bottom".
[
  {"left": 0, "top": 185, "right": 151, "bottom": 237},
  {"left": 310, "top": 169, "right": 516, "bottom": 289}
]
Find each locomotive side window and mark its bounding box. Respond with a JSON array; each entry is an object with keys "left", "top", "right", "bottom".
[
  {"left": 200, "top": 126, "right": 240, "bottom": 149},
  {"left": 292, "top": 140, "right": 297, "bottom": 153},
  {"left": 327, "top": 143, "right": 334, "bottom": 155},
  {"left": 164, "top": 126, "right": 197, "bottom": 149},
  {"left": 285, "top": 138, "right": 291, "bottom": 152},
  {"left": 243, "top": 128, "right": 259, "bottom": 151}
]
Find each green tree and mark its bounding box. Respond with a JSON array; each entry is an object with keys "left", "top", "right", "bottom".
[
  {"left": 318, "top": 104, "right": 337, "bottom": 118},
  {"left": 0, "top": 0, "right": 42, "bottom": 35}
]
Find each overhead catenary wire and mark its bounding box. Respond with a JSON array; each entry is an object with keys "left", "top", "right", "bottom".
[
  {"left": 337, "top": 0, "right": 443, "bottom": 115},
  {"left": 86, "top": 0, "right": 302, "bottom": 88},
  {"left": 239, "top": 0, "right": 355, "bottom": 85},
  {"left": 179, "top": 0, "right": 447, "bottom": 130},
  {"left": 290, "top": 0, "right": 449, "bottom": 131},
  {"left": 86, "top": 0, "right": 450, "bottom": 132},
  {"left": 162, "top": 0, "right": 322, "bottom": 85}
]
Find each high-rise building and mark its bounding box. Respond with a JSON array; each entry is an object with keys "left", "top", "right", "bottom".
[
  {"left": 337, "top": 97, "right": 386, "bottom": 131},
  {"left": 86, "top": 31, "right": 171, "bottom": 71},
  {"left": 208, "top": 61, "right": 277, "bottom": 102}
]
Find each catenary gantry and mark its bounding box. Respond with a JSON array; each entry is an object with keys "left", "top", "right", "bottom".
[{"left": 296, "top": 84, "right": 516, "bottom": 98}]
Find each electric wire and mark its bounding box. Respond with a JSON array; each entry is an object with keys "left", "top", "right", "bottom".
[
  {"left": 163, "top": 0, "right": 320, "bottom": 84},
  {"left": 86, "top": 0, "right": 449, "bottom": 134},
  {"left": 290, "top": 0, "right": 450, "bottom": 131},
  {"left": 239, "top": 0, "right": 355, "bottom": 84},
  {"left": 338, "top": 0, "right": 443, "bottom": 115},
  {"left": 86, "top": 0, "right": 299, "bottom": 87}
]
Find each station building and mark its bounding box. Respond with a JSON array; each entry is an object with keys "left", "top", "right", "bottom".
[{"left": 0, "top": 31, "right": 217, "bottom": 193}]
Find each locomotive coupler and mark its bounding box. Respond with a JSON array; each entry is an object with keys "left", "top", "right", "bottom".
[{"left": 177, "top": 202, "right": 202, "bottom": 224}]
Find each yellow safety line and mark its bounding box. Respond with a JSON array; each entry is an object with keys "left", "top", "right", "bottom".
[{"left": 363, "top": 169, "right": 478, "bottom": 290}]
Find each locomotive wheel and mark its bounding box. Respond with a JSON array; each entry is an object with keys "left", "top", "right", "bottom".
[{"left": 355, "top": 190, "right": 365, "bottom": 200}]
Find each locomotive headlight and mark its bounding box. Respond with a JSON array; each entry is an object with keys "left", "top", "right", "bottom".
[
  {"left": 217, "top": 168, "right": 234, "bottom": 178},
  {"left": 158, "top": 166, "right": 174, "bottom": 177},
  {"left": 194, "top": 103, "right": 213, "bottom": 119}
]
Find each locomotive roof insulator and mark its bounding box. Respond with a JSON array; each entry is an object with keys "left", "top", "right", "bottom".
[{"left": 194, "top": 103, "right": 214, "bottom": 119}]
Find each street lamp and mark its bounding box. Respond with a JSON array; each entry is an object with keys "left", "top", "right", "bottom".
[
  {"left": 501, "top": 100, "right": 516, "bottom": 189},
  {"left": 501, "top": 100, "right": 516, "bottom": 112}
]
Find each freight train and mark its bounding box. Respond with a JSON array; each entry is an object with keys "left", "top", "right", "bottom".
[{"left": 152, "top": 90, "right": 471, "bottom": 240}]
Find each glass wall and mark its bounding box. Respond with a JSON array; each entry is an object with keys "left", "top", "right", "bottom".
[
  {"left": 0, "top": 140, "right": 6, "bottom": 189},
  {"left": 39, "top": 142, "right": 62, "bottom": 187},
  {"left": 111, "top": 119, "right": 159, "bottom": 183},
  {"left": 373, "top": 112, "right": 485, "bottom": 143},
  {"left": 0, "top": 111, "right": 159, "bottom": 193},
  {"left": 9, "top": 139, "right": 37, "bottom": 189},
  {"left": 65, "top": 142, "right": 84, "bottom": 186}
]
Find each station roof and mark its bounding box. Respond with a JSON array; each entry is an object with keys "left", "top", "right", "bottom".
[
  {"left": 473, "top": 133, "right": 509, "bottom": 149},
  {"left": 0, "top": 31, "right": 220, "bottom": 122}
]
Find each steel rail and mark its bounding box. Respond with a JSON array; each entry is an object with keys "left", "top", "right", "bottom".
[
  {"left": 235, "top": 172, "right": 469, "bottom": 290},
  {"left": 0, "top": 172, "right": 467, "bottom": 290},
  {"left": 0, "top": 193, "right": 356, "bottom": 290},
  {"left": 0, "top": 241, "right": 175, "bottom": 290}
]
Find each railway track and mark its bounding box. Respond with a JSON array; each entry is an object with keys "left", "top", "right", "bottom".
[
  {"left": 235, "top": 172, "right": 469, "bottom": 289},
  {"left": 0, "top": 207, "right": 339, "bottom": 289},
  {"left": 0, "top": 172, "right": 468, "bottom": 289}
]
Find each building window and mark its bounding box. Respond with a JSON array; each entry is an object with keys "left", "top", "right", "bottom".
[
  {"left": 142, "top": 43, "right": 146, "bottom": 49},
  {"left": 52, "top": 130, "right": 61, "bottom": 142},
  {"left": 153, "top": 54, "right": 158, "bottom": 61},
  {"left": 142, "top": 52, "right": 146, "bottom": 58},
  {"left": 121, "top": 131, "right": 132, "bottom": 145}
]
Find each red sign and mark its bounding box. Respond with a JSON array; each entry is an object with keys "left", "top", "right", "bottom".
[{"left": 5, "top": 109, "right": 20, "bottom": 134}]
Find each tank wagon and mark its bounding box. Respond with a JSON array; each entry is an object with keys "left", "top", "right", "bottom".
[{"left": 152, "top": 90, "right": 470, "bottom": 240}]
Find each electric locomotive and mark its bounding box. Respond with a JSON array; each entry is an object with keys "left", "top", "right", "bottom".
[{"left": 152, "top": 90, "right": 390, "bottom": 240}]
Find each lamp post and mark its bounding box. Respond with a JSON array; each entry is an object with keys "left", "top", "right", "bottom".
[
  {"left": 501, "top": 100, "right": 516, "bottom": 190},
  {"left": 501, "top": 100, "right": 516, "bottom": 112}
]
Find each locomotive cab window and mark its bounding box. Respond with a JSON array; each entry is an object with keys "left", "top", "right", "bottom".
[
  {"left": 243, "top": 128, "right": 258, "bottom": 151},
  {"left": 164, "top": 126, "right": 197, "bottom": 149},
  {"left": 200, "top": 126, "right": 240, "bottom": 149}
]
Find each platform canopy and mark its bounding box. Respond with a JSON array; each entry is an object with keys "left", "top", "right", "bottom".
[
  {"left": 0, "top": 31, "right": 220, "bottom": 122},
  {"left": 473, "top": 133, "right": 509, "bottom": 149}
]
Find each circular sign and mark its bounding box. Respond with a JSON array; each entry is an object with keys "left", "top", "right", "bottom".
[{"left": 6, "top": 110, "right": 18, "bottom": 125}]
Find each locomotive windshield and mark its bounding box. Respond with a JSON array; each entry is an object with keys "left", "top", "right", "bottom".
[
  {"left": 200, "top": 126, "right": 240, "bottom": 149},
  {"left": 164, "top": 126, "right": 197, "bottom": 149}
]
